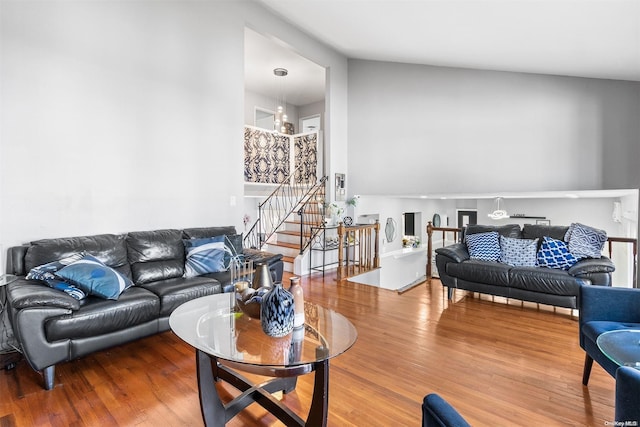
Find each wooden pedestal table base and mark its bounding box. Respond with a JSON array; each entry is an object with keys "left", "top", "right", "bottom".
[
  {"left": 197, "top": 350, "right": 328, "bottom": 427},
  {"left": 169, "top": 294, "right": 356, "bottom": 427}
]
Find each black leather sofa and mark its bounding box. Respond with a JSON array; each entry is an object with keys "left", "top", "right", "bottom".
[
  {"left": 435, "top": 224, "right": 614, "bottom": 309},
  {"left": 4, "top": 226, "right": 283, "bottom": 390}
]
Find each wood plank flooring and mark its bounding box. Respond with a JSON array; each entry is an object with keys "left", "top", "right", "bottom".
[{"left": 0, "top": 273, "right": 615, "bottom": 426}]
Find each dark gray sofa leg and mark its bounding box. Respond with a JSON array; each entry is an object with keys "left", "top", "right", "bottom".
[
  {"left": 43, "top": 365, "right": 55, "bottom": 390},
  {"left": 447, "top": 287, "right": 454, "bottom": 300},
  {"left": 582, "top": 354, "right": 593, "bottom": 386}
]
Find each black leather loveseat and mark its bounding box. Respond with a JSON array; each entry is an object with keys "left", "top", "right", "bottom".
[
  {"left": 4, "top": 226, "right": 283, "bottom": 390},
  {"left": 435, "top": 224, "right": 614, "bottom": 309}
]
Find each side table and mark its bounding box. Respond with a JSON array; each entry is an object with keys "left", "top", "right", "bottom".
[{"left": 0, "top": 274, "right": 21, "bottom": 370}]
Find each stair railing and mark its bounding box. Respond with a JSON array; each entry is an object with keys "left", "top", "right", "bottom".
[
  {"left": 244, "top": 163, "right": 326, "bottom": 250},
  {"left": 297, "top": 178, "right": 328, "bottom": 254}
]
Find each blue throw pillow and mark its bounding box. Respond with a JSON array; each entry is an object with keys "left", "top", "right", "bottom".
[
  {"left": 465, "top": 231, "right": 501, "bottom": 262},
  {"left": 26, "top": 252, "right": 87, "bottom": 300},
  {"left": 55, "top": 254, "right": 133, "bottom": 300},
  {"left": 566, "top": 222, "right": 607, "bottom": 259},
  {"left": 537, "top": 236, "right": 581, "bottom": 270},
  {"left": 183, "top": 236, "right": 229, "bottom": 277},
  {"left": 500, "top": 236, "right": 538, "bottom": 267}
]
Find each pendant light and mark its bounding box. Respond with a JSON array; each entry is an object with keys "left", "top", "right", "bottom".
[
  {"left": 273, "top": 68, "right": 288, "bottom": 133},
  {"left": 488, "top": 197, "right": 509, "bottom": 220}
]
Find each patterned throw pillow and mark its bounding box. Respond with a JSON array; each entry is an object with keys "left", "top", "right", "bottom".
[
  {"left": 537, "top": 236, "right": 581, "bottom": 270},
  {"left": 565, "top": 222, "right": 607, "bottom": 259},
  {"left": 183, "top": 236, "right": 229, "bottom": 277},
  {"left": 55, "top": 254, "right": 133, "bottom": 300},
  {"left": 26, "top": 252, "right": 87, "bottom": 300},
  {"left": 465, "top": 231, "right": 501, "bottom": 261},
  {"left": 499, "top": 236, "right": 538, "bottom": 267}
]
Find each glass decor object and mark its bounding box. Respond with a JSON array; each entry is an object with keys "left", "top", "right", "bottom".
[{"left": 260, "top": 282, "right": 295, "bottom": 337}]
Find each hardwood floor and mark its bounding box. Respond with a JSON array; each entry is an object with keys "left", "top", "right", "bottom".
[{"left": 0, "top": 272, "right": 615, "bottom": 426}]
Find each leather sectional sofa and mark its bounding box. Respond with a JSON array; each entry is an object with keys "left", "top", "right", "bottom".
[
  {"left": 4, "top": 226, "right": 283, "bottom": 390},
  {"left": 435, "top": 224, "right": 614, "bottom": 309}
]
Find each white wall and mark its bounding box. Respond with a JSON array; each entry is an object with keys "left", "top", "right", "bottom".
[
  {"left": 244, "top": 90, "right": 299, "bottom": 131},
  {"left": 0, "top": 1, "right": 349, "bottom": 265},
  {"left": 347, "top": 59, "right": 640, "bottom": 196}
]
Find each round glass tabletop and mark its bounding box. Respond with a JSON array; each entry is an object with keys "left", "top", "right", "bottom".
[
  {"left": 169, "top": 293, "right": 357, "bottom": 368},
  {"left": 596, "top": 329, "right": 640, "bottom": 369}
]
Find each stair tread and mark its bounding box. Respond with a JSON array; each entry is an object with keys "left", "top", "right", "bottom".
[
  {"left": 277, "top": 230, "right": 311, "bottom": 237},
  {"left": 270, "top": 241, "right": 300, "bottom": 249}
]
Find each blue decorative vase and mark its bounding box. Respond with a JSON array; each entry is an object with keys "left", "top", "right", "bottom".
[{"left": 260, "top": 282, "right": 295, "bottom": 337}]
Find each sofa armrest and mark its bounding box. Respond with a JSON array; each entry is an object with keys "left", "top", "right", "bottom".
[
  {"left": 434, "top": 243, "right": 470, "bottom": 263},
  {"left": 569, "top": 256, "right": 615, "bottom": 276},
  {"left": 7, "top": 279, "right": 81, "bottom": 311},
  {"left": 579, "top": 285, "right": 640, "bottom": 325}
]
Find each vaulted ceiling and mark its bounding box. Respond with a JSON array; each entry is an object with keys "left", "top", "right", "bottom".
[{"left": 253, "top": 0, "right": 640, "bottom": 84}]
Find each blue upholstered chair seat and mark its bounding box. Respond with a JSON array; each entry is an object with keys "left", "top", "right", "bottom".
[
  {"left": 581, "top": 322, "right": 640, "bottom": 343},
  {"left": 579, "top": 285, "right": 640, "bottom": 385}
]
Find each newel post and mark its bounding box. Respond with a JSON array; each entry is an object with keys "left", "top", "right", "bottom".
[{"left": 426, "top": 221, "right": 433, "bottom": 283}]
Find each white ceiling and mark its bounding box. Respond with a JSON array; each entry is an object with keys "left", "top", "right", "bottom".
[
  {"left": 255, "top": 0, "right": 640, "bottom": 83},
  {"left": 245, "top": 28, "right": 326, "bottom": 106}
]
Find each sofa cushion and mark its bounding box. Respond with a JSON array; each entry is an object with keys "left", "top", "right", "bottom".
[
  {"left": 565, "top": 222, "right": 607, "bottom": 259},
  {"left": 126, "top": 229, "right": 185, "bottom": 284},
  {"left": 55, "top": 254, "right": 134, "bottom": 300},
  {"left": 183, "top": 236, "right": 228, "bottom": 277},
  {"left": 139, "top": 276, "right": 222, "bottom": 316},
  {"left": 465, "top": 224, "right": 522, "bottom": 239},
  {"left": 499, "top": 236, "right": 538, "bottom": 267},
  {"left": 45, "top": 286, "right": 160, "bottom": 341},
  {"left": 536, "top": 236, "right": 581, "bottom": 270},
  {"left": 446, "top": 259, "right": 511, "bottom": 287},
  {"left": 509, "top": 266, "right": 586, "bottom": 295},
  {"left": 522, "top": 224, "right": 570, "bottom": 243},
  {"left": 25, "top": 234, "right": 132, "bottom": 279},
  {"left": 465, "top": 231, "right": 501, "bottom": 261},
  {"left": 183, "top": 226, "right": 237, "bottom": 240}
]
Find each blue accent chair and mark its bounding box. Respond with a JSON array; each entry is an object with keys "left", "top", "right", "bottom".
[
  {"left": 616, "top": 367, "right": 640, "bottom": 424},
  {"left": 422, "top": 393, "right": 471, "bottom": 427},
  {"left": 579, "top": 285, "right": 640, "bottom": 385}
]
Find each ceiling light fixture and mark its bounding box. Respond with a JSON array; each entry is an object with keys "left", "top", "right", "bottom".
[
  {"left": 488, "top": 197, "right": 509, "bottom": 220},
  {"left": 273, "top": 68, "right": 289, "bottom": 133}
]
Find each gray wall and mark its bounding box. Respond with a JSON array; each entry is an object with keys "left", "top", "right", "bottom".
[{"left": 347, "top": 59, "right": 640, "bottom": 196}]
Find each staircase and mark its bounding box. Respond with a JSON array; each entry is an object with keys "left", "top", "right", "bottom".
[
  {"left": 268, "top": 197, "right": 325, "bottom": 272},
  {"left": 244, "top": 174, "right": 327, "bottom": 273}
]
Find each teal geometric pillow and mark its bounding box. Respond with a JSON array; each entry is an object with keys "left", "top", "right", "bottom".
[
  {"left": 465, "top": 231, "right": 501, "bottom": 261},
  {"left": 537, "top": 236, "right": 581, "bottom": 270},
  {"left": 26, "top": 252, "right": 87, "bottom": 300},
  {"left": 183, "top": 236, "right": 228, "bottom": 277},
  {"left": 566, "top": 222, "right": 607, "bottom": 259},
  {"left": 55, "top": 254, "right": 133, "bottom": 300},
  {"left": 500, "top": 236, "right": 538, "bottom": 267}
]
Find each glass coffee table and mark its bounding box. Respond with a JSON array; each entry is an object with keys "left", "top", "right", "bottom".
[
  {"left": 597, "top": 329, "right": 640, "bottom": 369},
  {"left": 169, "top": 293, "right": 357, "bottom": 427}
]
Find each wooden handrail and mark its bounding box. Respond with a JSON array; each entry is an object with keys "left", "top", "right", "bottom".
[
  {"left": 426, "top": 222, "right": 638, "bottom": 287},
  {"left": 337, "top": 221, "right": 380, "bottom": 281}
]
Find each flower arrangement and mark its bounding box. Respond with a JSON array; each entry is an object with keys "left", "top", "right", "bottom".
[
  {"left": 243, "top": 214, "right": 251, "bottom": 230},
  {"left": 346, "top": 195, "right": 360, "bottom": 207}
]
